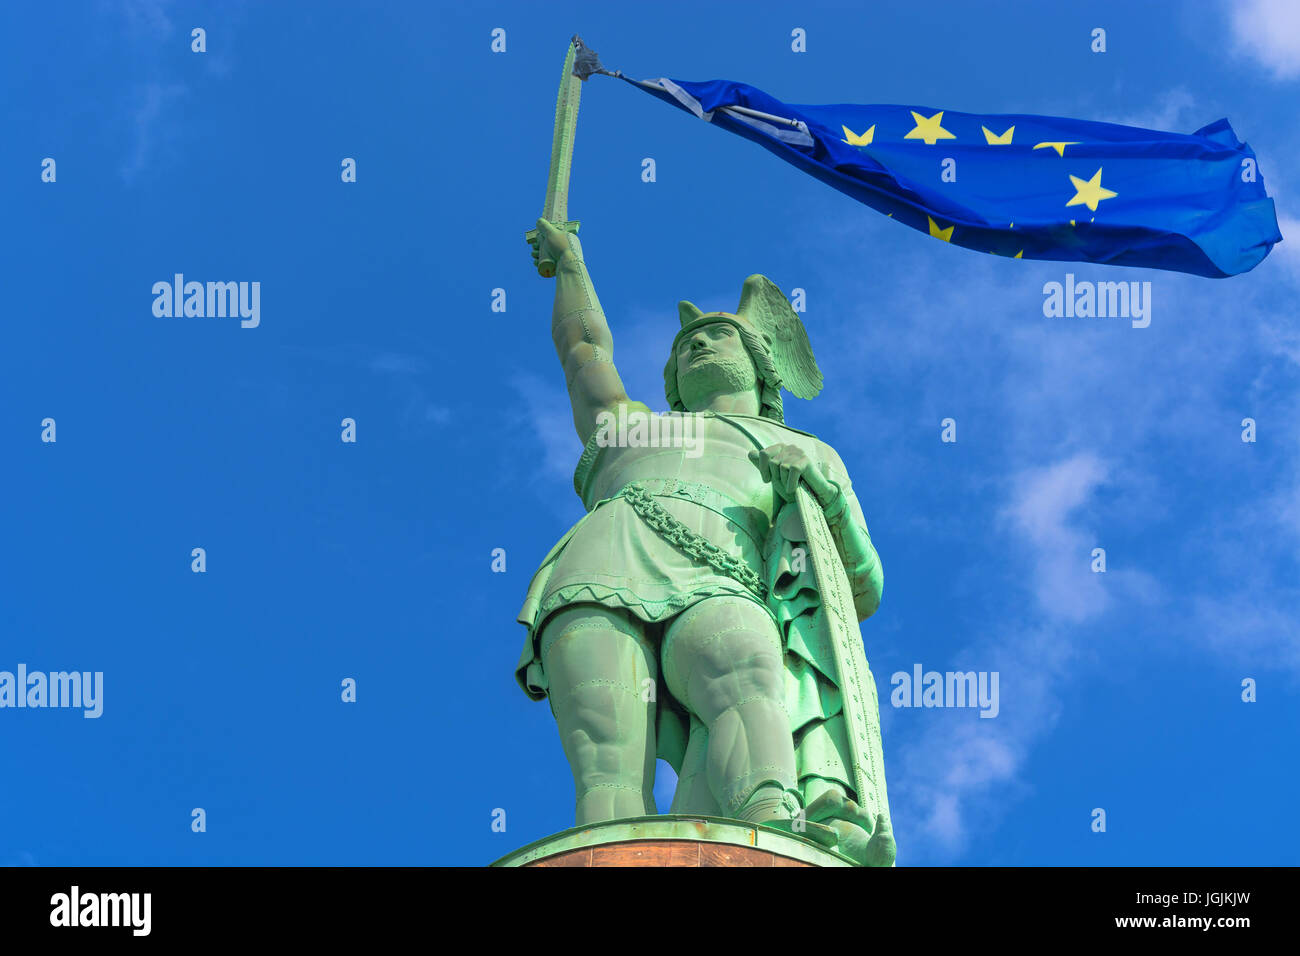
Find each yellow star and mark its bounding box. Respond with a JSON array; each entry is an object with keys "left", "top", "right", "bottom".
[
  {"left": 928, "top": 216, "right": 954, "bottom": 242},
  {"left": 1014, "top": 250, "right": 1023, "bottom": 258},
  {"left": 905, "top": 111, "right": 956, "bottom": 145},
  {"left": 982, "top": 125, "right": 1014, "bottom": 145},
  {"left": 841, "top": 124, "right": 875, "bottom": 146},
  {"left": 1066, "top": 167, "right": 1118, "bottom": 212},
  {"left": 1034, "top": 141, "right": 1079, "bottom": 157}
]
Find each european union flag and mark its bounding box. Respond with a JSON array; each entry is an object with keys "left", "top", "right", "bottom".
[{"left": 624, "top": 76, "right": 1282, "bottom": 278}]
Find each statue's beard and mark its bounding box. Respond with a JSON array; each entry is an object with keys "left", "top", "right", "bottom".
[{"left": 677, "top": 355, "right": 758, "bottom": 411}]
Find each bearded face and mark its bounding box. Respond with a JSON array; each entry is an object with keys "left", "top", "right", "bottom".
[{"left": 674, "top": 321, "right": 759, "bottom": 411}]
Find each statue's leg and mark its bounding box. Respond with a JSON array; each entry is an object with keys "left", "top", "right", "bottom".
[
  {"left": 668, "top": 718, "right": 722, "bottom": 815},
  {"left": 539, "top": 603, "right": 658, "bottom": 824},
  {"left": 661, "top": 595, "right": 797, "bottom": 824}
]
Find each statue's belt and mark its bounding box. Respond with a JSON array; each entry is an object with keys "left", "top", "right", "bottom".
[{"left": 606, "top": 478, "right": 768, "bottom": 602}]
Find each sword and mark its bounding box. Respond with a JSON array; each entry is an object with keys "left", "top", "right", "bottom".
[
  {"left": 525, "top": 35, "right": 605, "bottom": 278},
  {"left": 794, "top": 483, "right": 891, "bottom": 835}
]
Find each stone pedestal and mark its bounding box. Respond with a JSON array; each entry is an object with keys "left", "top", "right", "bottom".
[{"left": 491, "top": 814, "right": 852, "bottom": 867}]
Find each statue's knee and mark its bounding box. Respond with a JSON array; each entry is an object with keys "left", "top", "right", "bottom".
[
  {"left": 668, "top": 603, "right": 785, "bottom": 717},
  {"left": 707, "top": 632, "right": 785, "bottom": 703},
  {"left": 566, "top": 714, "right": 650, "bottom": 793},
  {"left": 556, "top": 677, "right": 642, "bottom": 747},
  {"left": 693, "top": 669, "right": 786, "bottom": 727},
  {"left": 732, "top": 646, "right": 785, "bottom": 696}
]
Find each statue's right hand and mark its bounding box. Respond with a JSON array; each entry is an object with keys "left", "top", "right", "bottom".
[{"left": 534, "top": 217, "right": 577, "bottom": 274}]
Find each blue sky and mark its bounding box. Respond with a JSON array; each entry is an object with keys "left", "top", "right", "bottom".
[{"left": 2, "top": 0, "right": 1297, "bottom": 866}]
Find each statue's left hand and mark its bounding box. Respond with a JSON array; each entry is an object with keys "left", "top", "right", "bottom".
[{"left": 749, "top": 443, "right": 836, "bottom": 505}]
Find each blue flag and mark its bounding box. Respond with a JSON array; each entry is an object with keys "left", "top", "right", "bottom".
[{"left": 624, "top": 76, "right": 1282, "bottom": 278}]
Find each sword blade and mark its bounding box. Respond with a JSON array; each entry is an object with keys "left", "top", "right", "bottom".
[
  {"left": 542, "top": 38, "right": 582, "bottom": 224},
  {"left": 795, "top": 484, "right": 886, "bottom": 822},
  {"left": 526, "top": 37, "right": 586, "bottom": 277}
]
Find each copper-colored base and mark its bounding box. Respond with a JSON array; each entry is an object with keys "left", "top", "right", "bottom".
[{"left": 527, "top": 838, "right": 813, "bottom": 867}]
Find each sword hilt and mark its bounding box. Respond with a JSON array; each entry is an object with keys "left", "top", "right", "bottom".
[{"left": 525, "top": 219, "right": 581, "bottom": 278}]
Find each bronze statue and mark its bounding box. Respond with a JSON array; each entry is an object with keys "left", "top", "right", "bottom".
[
  {"left": 512, "top": 37, "right": 894, "bottom": 866},
  {"left": 513, "top": 215, "right": 896, "bottom": 866}
]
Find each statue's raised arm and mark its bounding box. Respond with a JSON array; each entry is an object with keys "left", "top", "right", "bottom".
[{"left": 533, "top": 218, "right": 650, "bottom": 443}]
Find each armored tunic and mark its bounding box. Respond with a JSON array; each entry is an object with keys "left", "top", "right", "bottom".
[
  {"left": 519, "top": 411, "right": 772, "bottom": 643},
  {"left": 515, "top": 410, "right": 876, "bottom": 693}
]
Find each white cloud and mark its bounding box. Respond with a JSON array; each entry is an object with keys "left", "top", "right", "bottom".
[
  {"left": 892, "top": 454, "right": 1109, "bottom": 856},
  {"left": 1004, "top": 453, "right": 1110, "bottom": 622},
  {"left": 120, "top": 82, "right": 188, "bottom": 183},
  {"left": 1228, "top": 0, "right": 1300, "bottom": 80},
  {"left": 1104, "top": 87, "right": 1201, "bottom": 133},
  {"left": 1188, "top": 593, "right": 1300, "bottom": 674},
  {"left": 508, "top": 371, "right": 584, "bottom": 487},
  {"left": 1270, "top": 215, "right": 1300, "bottom": 284},
  {"left": 112, "top": 0, "right": 174, "bottom": 38}
]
